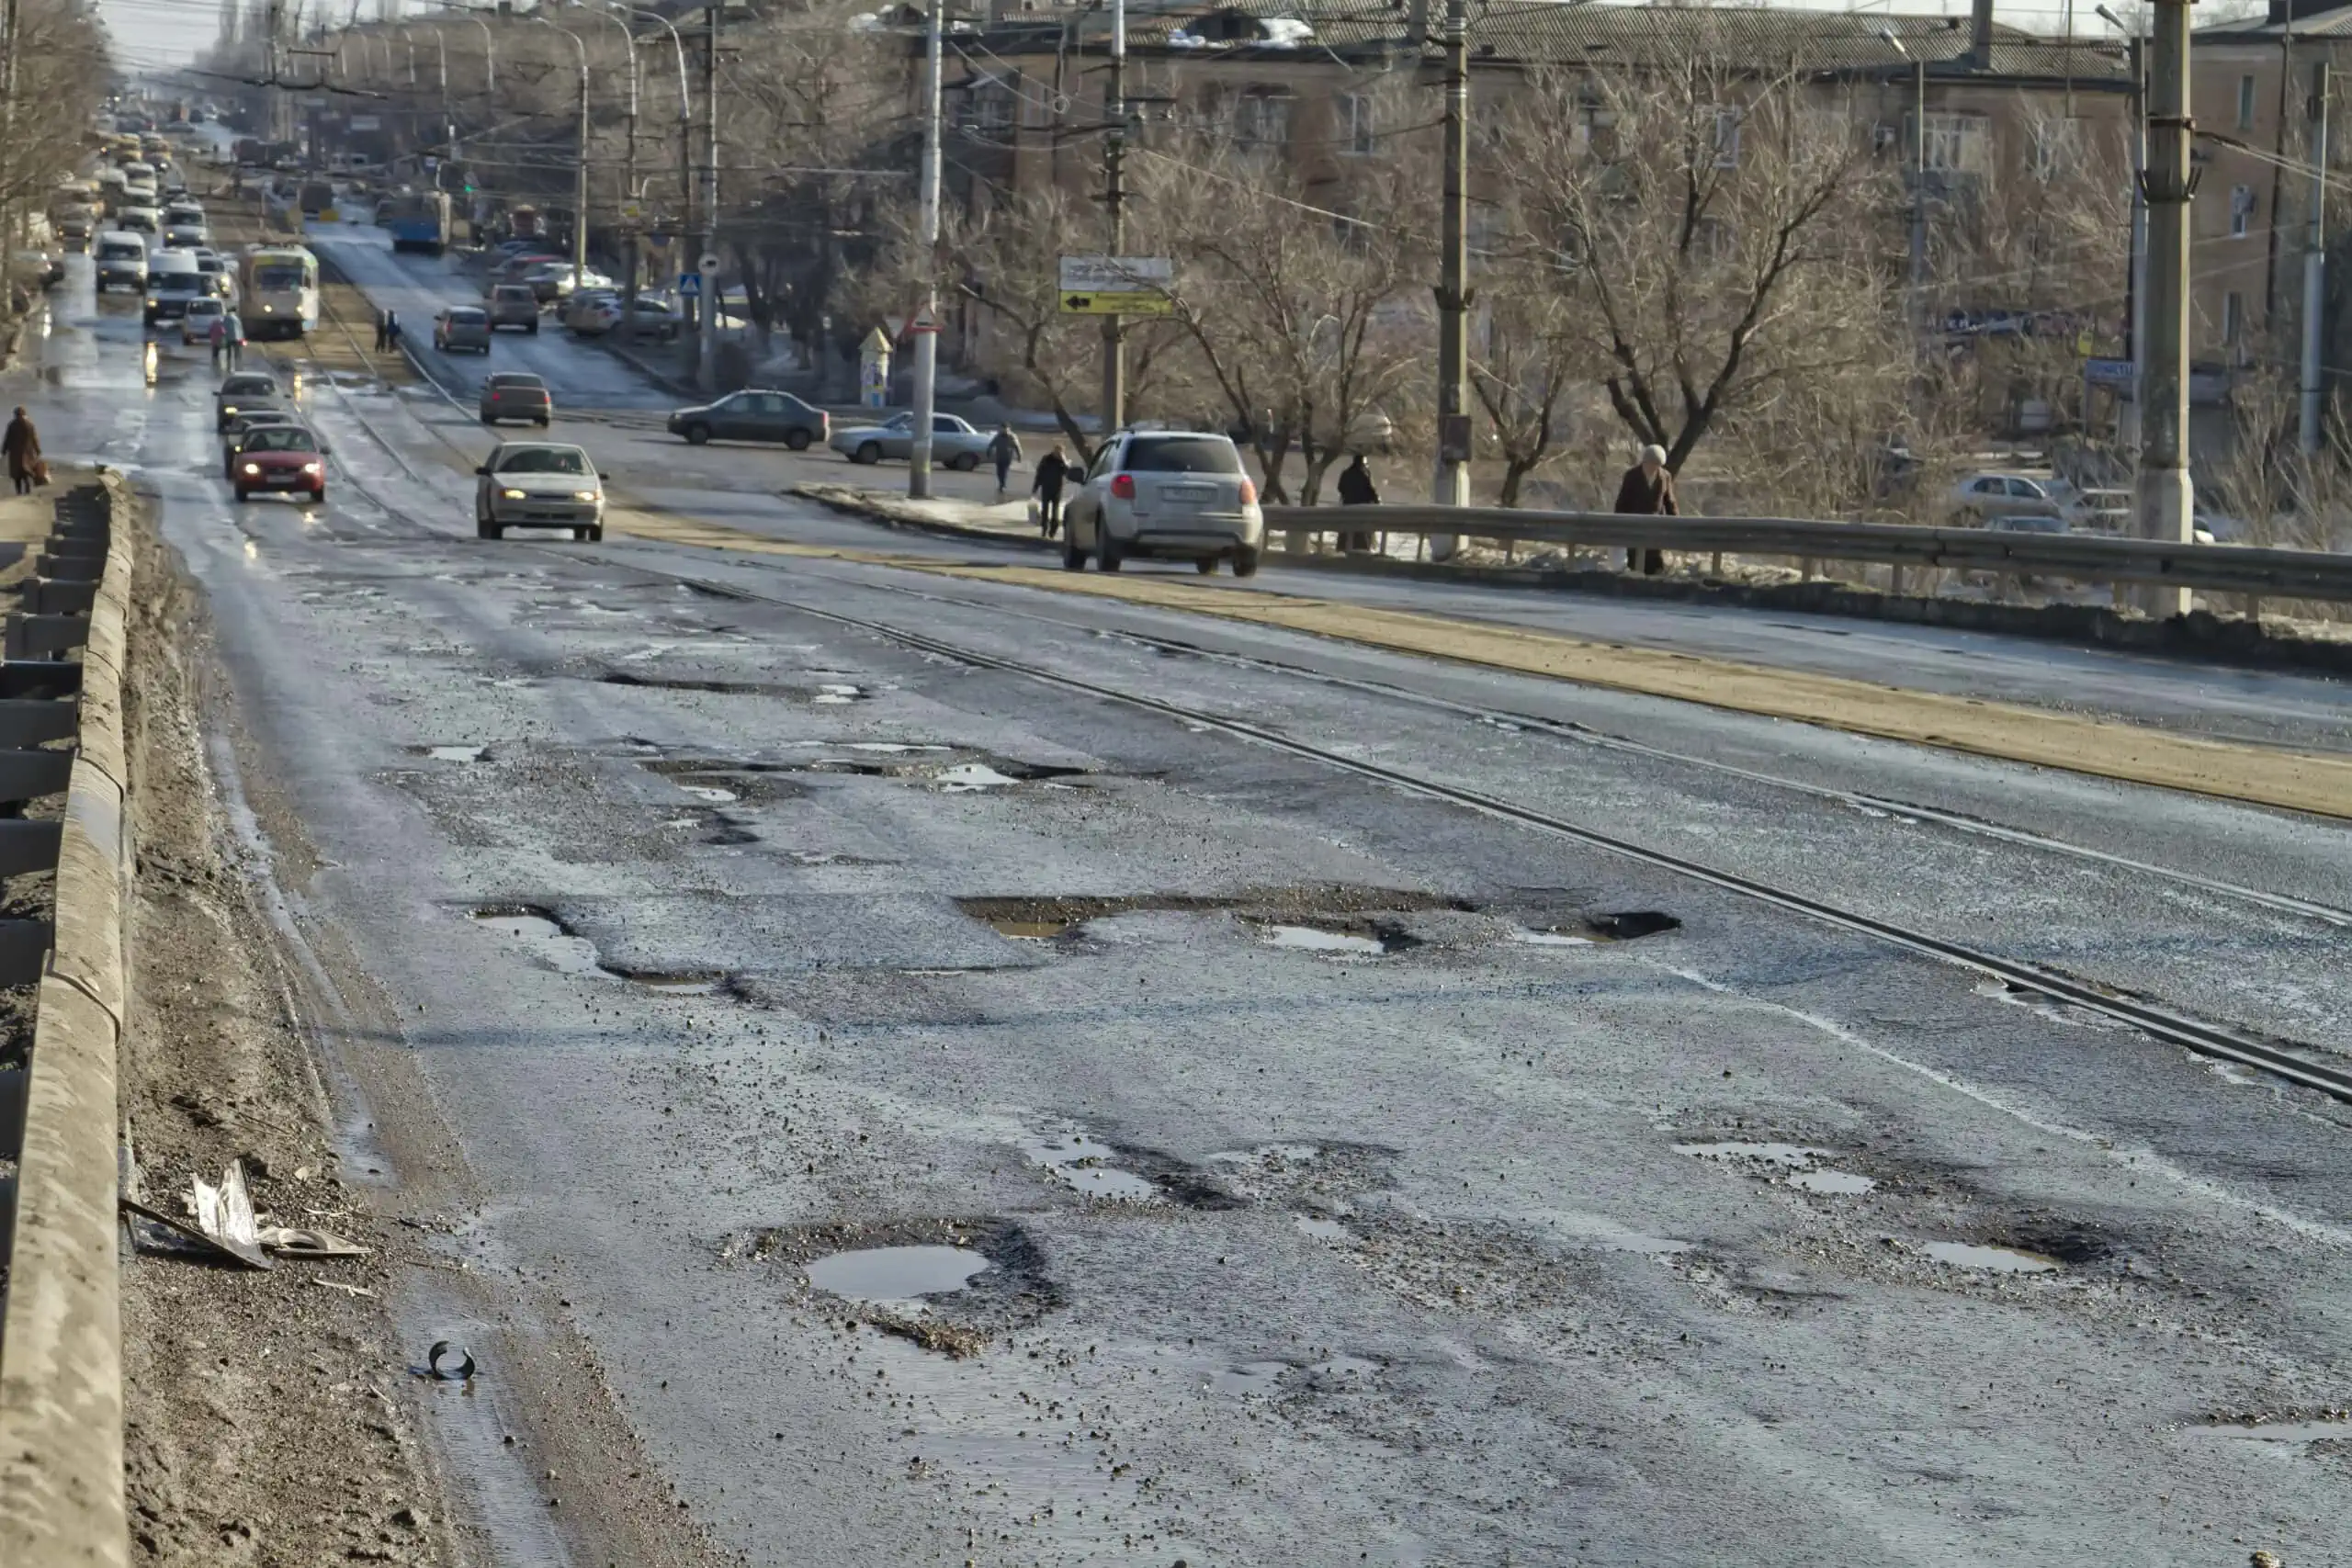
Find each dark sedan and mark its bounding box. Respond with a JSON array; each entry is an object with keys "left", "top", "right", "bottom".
[{"left": 666, "top": 389, "right": 829, "bottom": 450}]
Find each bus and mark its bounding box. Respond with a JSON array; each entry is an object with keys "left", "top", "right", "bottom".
[
  {"left": 242, "top": 246, "right": 319, "bottom": 340},
  {"left": 382, "top": 189, "right": 451, "bottom": 254}
]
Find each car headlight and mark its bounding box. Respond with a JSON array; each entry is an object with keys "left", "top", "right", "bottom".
[
  {"left": 500, "top": 487, "right": 526, "bottom": 500},
  {"left": 260, "top": 303, "right": 272, "bottom": 312},
  {"left": 221, "top": 405, "right": 236, "bottom": 415},
  {"left": 300, "top": 461, "right": 321, "bottom": 474},
  {"left": 571, "top": 490, "right": 598, "bottom": 502},
  {"left": 240, "top": 462, "right": 258, "bottom": 475}
]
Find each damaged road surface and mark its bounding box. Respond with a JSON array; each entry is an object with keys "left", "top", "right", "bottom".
[{"left": 23, "top": 258, "right": 2352, "bottom": 1567}]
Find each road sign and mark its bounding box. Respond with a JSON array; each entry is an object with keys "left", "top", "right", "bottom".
[
  {"left": 678, "top": 272, "right": 701, "bottom": 298},
  {"left": 1060, "top": 292, "right": 1172, "bottom": 317},
  {"left": 1058, "top": 254, "right": 1172, "bottom": 315},
  {"left": 907, "top": 307, "right": 938, "bottom": 335},
  {"left": 620, "top": 199, "right": 644, "bottom": 222}
]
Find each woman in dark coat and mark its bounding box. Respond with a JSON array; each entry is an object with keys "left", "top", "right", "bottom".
[
  {"left": 1613, "top": 442, "right": 1676, "bottom": 575},
  {"left": 3, "top": 407, "right": 40, "bottom": 496}
]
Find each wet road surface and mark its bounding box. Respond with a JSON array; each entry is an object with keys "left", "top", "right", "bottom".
[{"left": 31, "top": 252, "right": 2352, "bottom": 1567}]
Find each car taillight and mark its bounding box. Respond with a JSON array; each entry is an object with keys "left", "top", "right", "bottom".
[
  {"left": 1110, "top": 473, "right": 1135, "bottom": 501},
  {"left": 1238, "top": 478, "right": 1257, "bottom": 505}
]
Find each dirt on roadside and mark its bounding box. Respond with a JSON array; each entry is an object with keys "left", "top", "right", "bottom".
[{"left": 117, "top": 491, "right": 458, "bottom": 1568}]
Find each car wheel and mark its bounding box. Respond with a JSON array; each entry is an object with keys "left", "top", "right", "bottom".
[
  {"left": 854, "top": 442, "right": 882, "bottom": 466},
  {"left": 311, "top": 489, "right": 327, "bottom": 505},
  {"left": 785, "top": 428, "right": 810, "bottom": 451},
  {"left": 1061, "top": 536, "right": 1086, "bottom": 571},
  {"left": 586, "top": 525, "right": 604, "bottom": 542},
  {"left": 526, "top": 321, "right": 538, "bottom": 335},
  {"left": 232, "top": 487, "right": 248, "bottom": 503},
  {"left": 537, "top": 417, "right": 550, "bottom": 428},
  {"left": 1232, "top": 546, "right": 1261, "bottom": 579},
  {"left": 480, "top": 414, "right": 495, "bottom": 425},
  {"left": 683, "top": 423, "right": 710, "bottom": 446},
  {"left": 481, "top": 521, "right": 503, "bottom": 540},
  {"left": 1195, "top": 557, "right": 1218, "bottom": 575},
  {"left": 1097, "top": 533, "right": 1123, "bottom": 572},
  {"left": 950, "top": 452, "right": 979, "bottom": 472}
]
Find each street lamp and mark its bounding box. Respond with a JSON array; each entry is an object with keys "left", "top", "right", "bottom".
[
  {"left": 437, "top": 5, "right": 495, "bottom": 95},
  {"left": 1882, "top": 28, "right": 1926, "bottom": 331},
  {"left": 533, "top": 13, "right": 592, "bottom": 293},
  {"left": 2096, "top": 3, "right": 2148, "bottom": 451},
  {"left": 564, "top": 0, "right": 639, "bottom": 333}
]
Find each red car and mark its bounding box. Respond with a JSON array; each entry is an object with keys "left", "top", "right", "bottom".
[{"left": 232, "top": 424, "right": 327, "bottom": 504}]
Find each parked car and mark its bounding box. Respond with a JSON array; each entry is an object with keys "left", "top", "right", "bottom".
[
  {"left": 230, "top": 423, "right": 327, "bottom": 505},
  {"left": 827, "top": 410, "right": 991, "bottom": 468},
  {"left": 1059, "top": 428, "right": 1264, "bottom": 577},
  {"left": 563, "top": 289, "right": 621, "bottom": 334},
  {"left": 486, "top": 283, "right": 540, "bottom": 333},
  {"left": 220, "top": 410, "right": 305, "bottom": 478},
  {"left": 214, "top": 369, "right": 282, "bottom": 430},
  {"left": 524, "top": 262, "right": 609, "bottom": 303},
  {"left": 1948, "top": 471, "right": 2090, "bottom": 527},
  {"left": 620, "top": 295, "right": 681, "bottom": 340},
  {"left": 473, "top": 442, "right": 604, "bottom": 541},
  {"left": 668, "top": 389, "right": 829, "bottom": 449},
  {"left": 180, "top": 295, "right": 225, "bottom": 344},
  {"left": 434, "top": 304, "right": 492, "bottom": 355},
  {"left": 479, "top": 371, "right": 552, "bottom": 427}
]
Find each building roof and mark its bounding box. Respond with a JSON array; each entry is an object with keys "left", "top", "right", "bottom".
[{"left": 976, "top": 0, "right": 2132, "bottom": 82}]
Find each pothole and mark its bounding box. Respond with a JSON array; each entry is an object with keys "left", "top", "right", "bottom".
[
  {"left": 1674, "top": 1141, "right": 1877, "bottom": 1197},
  {"left": 1250, "top": 919, "right": 1418, "bottom": 958},
  {"left": 1589, "top": 910, "right": 1680, "bottom": 941},
  {"left": 467, "top": 907, "right": 730, "bottom": 995},
  {"left": 1021, "top": 1133, "right": 1162, "bottom": 1202},
  {"left": 1510, "top": 927, "right": 1595, "bottom": 947},
  {"left": 595, "top": 671, "right": 797, "bottom": 695},
  {"left": 413, "top": 744, "right": 488, "bottom": 762},
  {"left": 953, "top": 887, "right": 1476, "bottom": 945},
  {"left": 804, "top": 1245, "right": 992, "bottom": 1312},
  {"left": 1973, "top": 978, "right": 2131, "bottom": 1031},
  {"left": 2188, "top": 1418, "right": 2352, "bottom": 1446},
  {"left": 813, "top": 683, "right": 865, "bottom": 705},
  {"left": 1294, "top": 1214, "right": 1350, "bottom": 1241},
  {"left": 1922, "top": 1241, "right": 2062, "bottom": 1274}
]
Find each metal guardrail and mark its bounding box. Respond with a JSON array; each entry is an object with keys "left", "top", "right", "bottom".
[
  {"left": 0, "top": 473, "right": 132, "bottom": 1568},
  {"left": 1260, "top": 504, "right": 2352, "bottom": 604}
]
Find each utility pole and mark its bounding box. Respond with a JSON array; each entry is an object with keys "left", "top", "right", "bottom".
[
  {"left": 908, "top": 0, "right": 943, "bottom": 497},
  {"left": 2, "top": 0, "right": 19, "bottom": 250},
  {"left": 2301, "top": 59, "right": 2328, "bottom": 453},
  {"left": 1881, "top": 31, "right": 1927, "bottom": 332},
  {"left": 1100, "top": 0, "right": 1125, "bottom": 436},
  {"left": 695, "top": 0, "right": 719, "bottom": 393},
  {"left": 1429, "top": 0, "right": 1469, "bottom": 557},
  {"left": 2134, "top": 0, "right": 2195, "bottom": 613}
]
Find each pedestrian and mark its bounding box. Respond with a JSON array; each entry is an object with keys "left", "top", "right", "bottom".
[
  {"left": 1032, "top": 445, "right": 1069, "bottom": 538},
  {"left": 222, "top": 307, "right": 244, "bottom": 370},
  {"left": 3, "top": 407, "right": 40, "bottom": 496},
  {"left": 988, "top": 423, "right": 1023, "bottom": 500},
  {"left": 383, "top": 310, "right": 401, "bottom": 353},
  {"left": 1612, "top": 442, "right": 1677, "bottom": 576},
  {"left": 1336, "top": 452, "right": 1380, "bottom": 551},
  {"left": 209, "top": 311, "right": 227, "bottom": 368},
  {"left": 373, "top": 308, "right": 388, "bottom": 353}
]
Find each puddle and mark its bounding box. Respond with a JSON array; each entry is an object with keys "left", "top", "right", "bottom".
[
  {"left": 1511, "top": 927, "right": 1595, "bottom": 947},
  {"left": 813, "top": 683, "right": 865, "bottom": 705},
  {"left": 1788, "top": 1168, "right": 1878, "bottom": 1195},
  {"left": 677, "top": 784, "right": 738, "bottom": 803},
  {"left": 1020, "top": 1133, "right": 1161, "bottom": 1202},
  {"left": 804, "top": 1245, "right": 992, "bottom": 1311},
  {"left": 1294, "top": 1214, "right": 1350, "bottom": 1241},
  {"left": 1924, "top": 1242, "right": 2061, "bottom": 1274},
  {"left": 1256, "top": 924, "right": 1391, "bottom": 956},
  {"left": 468, "top": 908, "right": 726, "bottom": 996},
  {"left": 839, "top": 742, "right": 949, "bottom": 754},
  {"left": 986, "top": 918, "right": 1074, "bottom": 941},
  {"left": 2188, "top": 1420, "right": 2352, "bottom": 1445},
  {"left": 1674, "top": 1141, "right": 1833, "bottom": 1168},
  {"left": 1209, "top": 1361, "right": 1289, "bottom": 1398},
  {"left": 934, "top": 762, "right": 1022, "bottom": 793},
  {"left": 1589, "top": 910, "right": 1681, "bottom": 941},
  {"left": 414, "top": 744, "right": 487, "bottom": 762}
]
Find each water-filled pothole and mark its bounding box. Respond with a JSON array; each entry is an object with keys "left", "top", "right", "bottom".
[
  {"left": 468, "top": 907, "right": 728, "bottom": 994},
  {"left": 1589, "top": 910, "right": 1680, "bottom": 941},
  {"left": 813, "top": 683, "right": 865, "bottom": 705},
  {"left": 596, "top": 671, "right": 795, "bottom": 695},
  {"left": 804, "top": 1245, "right": 992, "bottom": 1311},
  {"left": 1674, "top": 1141, "right": 1877, "bottom": 1197},
  {"left": 1923, "top": 1241, "right": 2061, "bottom": 1273},
  {"left": 1252, "top": 922, "right": 1408, "bottom": 957},
  {"left": 1021, "top": 1133, "right": 1161, "bottom": 1201},
  {"left": 412, "top": 744, "right": 488, "bottom": 762}
]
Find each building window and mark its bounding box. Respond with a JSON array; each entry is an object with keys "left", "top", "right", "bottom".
[
  {"left": 2030, "top": 118, "right": 2080, "bottom": 182},
  {"left": 967, "top": 84, "right": 1013, "bottom": 135},
  {"left": 2238, "top": 73, "right": 2258, "bottom": 130},
  {"left": 1917, "top": 112, "right": 1989, "bottom": 175},
  {"left": 2231, "top": 184, "right": 2256, "bottom": 238},
  {"left": 1338, "top": 93, "right": 1375, "bottom": 156},
  {"left": 1713, "top": 107, "right": 1742, "bottom": 169},
  {"left": 2222, "top": 289, "right": 2245, "bottom": 351},
  {"left": 1236, "top": 86, "right": 1294, "bottom": 154}
]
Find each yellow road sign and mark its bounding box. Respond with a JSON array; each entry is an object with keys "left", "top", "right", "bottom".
[{"left": 1060, "top": 291, "right": 1172, "bottom": 316}]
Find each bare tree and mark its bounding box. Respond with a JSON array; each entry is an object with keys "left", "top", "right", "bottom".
[{"left": 1495, "top": 59, "right": 1899, "bottom": 479}]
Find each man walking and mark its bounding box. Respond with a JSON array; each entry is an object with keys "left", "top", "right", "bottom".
[
  {"left": 1032, "top": 445, "right": 1069, "bottom": 538},
  {"left": 1612, "top": 443, "right": 1677, "bottom": 576},
  {"left": 3, "top": 407, "right": 41, "bottom": 496},
  {"left": 988, "top": 423, "right": 1023, "bottom": 500},
  {"left": 373, "top": 308, "right": 389, "bottom": 353},
  {"left": 1336, "top": 452, "right": 1380, "bottom": 551},
  {"left": 222, "top": 307, "right": 245, "bottom": 370},
  {"left": 209, "top": 311, "right": 227, "bottom": 369}
]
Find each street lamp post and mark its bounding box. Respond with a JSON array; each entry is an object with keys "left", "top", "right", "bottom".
[
  {"left": 566, "top": 0, "right": 639, "bottom": 337},
  {"left": 534, "top": 15, "right": 591, "bottom": 294}
]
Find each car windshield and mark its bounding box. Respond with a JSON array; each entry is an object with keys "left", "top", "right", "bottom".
[
  {"left": 1124, "top": 436, "right": 1244, "bottom": 475},
  {"left": 253, "top": 265, "right": 305, "bottom": 288},
  {"left": 448, "top": 309, "right": 484, "bottom": 322},
  {"left": 243, "top": 428, "right": 316, "bottom": 453},
  {"left": 221, "top": 376, "right": 276, "bottom": 395},
  {"left": 497, "top": 447, "right": 589, "bottom": 476},
  {"left": 490, "top": 375, "right": 546, "bottom": 389}
]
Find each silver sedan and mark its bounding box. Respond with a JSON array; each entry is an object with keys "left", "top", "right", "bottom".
[{"left": 828, "top": 411, "right": 992, "bottom": 469}]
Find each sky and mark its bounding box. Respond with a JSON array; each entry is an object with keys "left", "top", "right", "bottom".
[{"left": 91, "top": 0, "right": 2149, "bottom": 92}]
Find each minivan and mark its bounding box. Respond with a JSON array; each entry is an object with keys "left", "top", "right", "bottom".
[
  {"left": 94, "top": 231, "right": 147, "bottom": 292},
  {"left": 144, "top": 250, "right": 205, "bottom": 324}
]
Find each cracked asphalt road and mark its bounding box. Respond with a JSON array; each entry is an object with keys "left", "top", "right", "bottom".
[{"left": 36, "top": 243, "right": 2352, "bottom": 1567}]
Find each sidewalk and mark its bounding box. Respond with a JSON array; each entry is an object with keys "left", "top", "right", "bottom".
[{"left": 790, "top": 481, "right": 1046, "bottom": 547}]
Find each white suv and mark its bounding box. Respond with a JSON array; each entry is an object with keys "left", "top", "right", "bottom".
[{"left": 1061, "top": 430, "right": 1264, "bottom": 576}]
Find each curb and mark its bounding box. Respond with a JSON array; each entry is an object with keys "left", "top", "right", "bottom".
[
  {"left": 0, "top": 469, "right": 134, "bottom": 1568},
  {"left": 786, "top": 484, "right": 2352, "bottom": 679}
]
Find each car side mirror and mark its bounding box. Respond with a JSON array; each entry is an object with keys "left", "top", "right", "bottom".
[{"left": 474, "top": 465, "right": 489, "bottom": 476}]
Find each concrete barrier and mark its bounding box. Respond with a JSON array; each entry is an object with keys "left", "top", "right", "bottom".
[{"left": 0, "top": 471, "right": 134, "bottom": 1568}]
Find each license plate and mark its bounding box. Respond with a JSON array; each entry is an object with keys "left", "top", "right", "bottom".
[
  {"left": 1165, "top": 483, "right": 1215, "bottom": 502},
  {"left": 266, "top": 472, "right": 300, "bottom": 486}
]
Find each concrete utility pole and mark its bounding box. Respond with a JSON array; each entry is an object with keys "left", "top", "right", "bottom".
[
  {"left": 2134, "top": 0, "right": 2196, "bottom": 613},
  {"left": 2302, "top": 59, "right": 2329, "bottom": 454},
  {"left": 1100, "top": 0, "right": 1125, "bottom": 435},
  {"left": 1883, "top": 32, "right": 1927, "bottom": 331},
  {"left": 908, "top": 0, "right": 943, "bottom": 497},
  {"left": 568, "top": 3, "right": 639, "bottom": 338},
  {"left": 695, "top": 0, "right": 718, "bottom": 392},
  {"left": 2098, "top": 6, "right": 2146, "bottom": 451},
  {"left": 535, "top": 17, "right": 590, "bottom": 294},
  {"left": 1429, "top": 0, "right": 1470, "bottom": 558}
]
